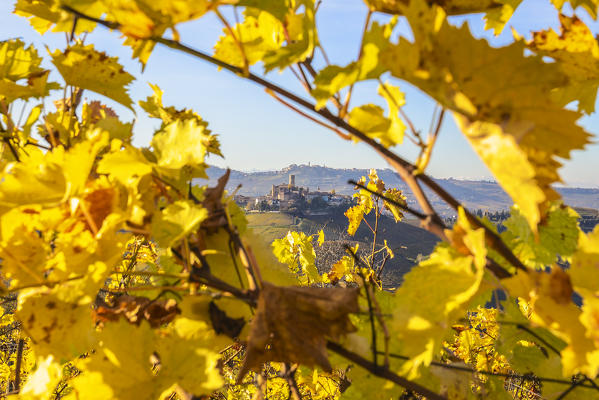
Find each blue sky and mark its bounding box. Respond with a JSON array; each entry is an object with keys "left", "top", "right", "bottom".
[{"left": 1, "top": 0, "right": 598, "bottom": 186}]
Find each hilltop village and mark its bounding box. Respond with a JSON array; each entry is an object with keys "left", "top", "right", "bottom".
[{"left": 234, "top": 174, "right": 353, "bottom": 213}]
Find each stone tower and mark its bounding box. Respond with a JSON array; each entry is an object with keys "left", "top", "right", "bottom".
[{"left": 289, "top": 174, "right": 295, "bottom": 187}]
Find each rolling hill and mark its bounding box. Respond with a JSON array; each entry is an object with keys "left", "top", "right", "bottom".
[
  {"left": 206, "top": 164, "right": 599, "bottom": 216},
  {"left": 247, "top": 209, "right": 439, "bottom": 289}
]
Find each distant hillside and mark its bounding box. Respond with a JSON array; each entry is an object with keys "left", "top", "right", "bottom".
[
  {"left": 205, "top": 164, "right": 599, "bottom": 216},
  {"left": 247, "top": 210, "right": 439, "bottom": 289}
]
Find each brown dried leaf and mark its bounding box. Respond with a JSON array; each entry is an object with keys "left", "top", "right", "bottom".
[
  {"left": 86, "top": 100, "right": 118, "bottom": 123},
  {"left": 548, "top": 268, "right": 573, "bottom": 305},
  {"left": 200, "top": 169, "right": 230, "bottom": 232},
  {"left": 237, "top": 283, "right": 359, "bottom": 381},
  {"left": 94, "top": 295, "right": 180, "bottom": 328},
  {"left": 209, "top": 301, "right": 245, "bottom": 339}
]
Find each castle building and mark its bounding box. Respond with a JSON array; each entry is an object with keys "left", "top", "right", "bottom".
[{"left": 270, "top": 175, "right": 305, "bottom": 202}]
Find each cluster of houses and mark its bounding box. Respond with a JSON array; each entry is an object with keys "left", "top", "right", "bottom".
[{"left": 234, "top": 175, "right": 353, "bottom": 211}]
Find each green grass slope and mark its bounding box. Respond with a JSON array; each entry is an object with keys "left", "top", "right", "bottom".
[{"left": 247, "top": 209, "right": 439, "bottom": 288}]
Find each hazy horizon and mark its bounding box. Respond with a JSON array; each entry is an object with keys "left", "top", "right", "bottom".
[{"left": 3, "top": 0, "right": 599, "bottom": 187}]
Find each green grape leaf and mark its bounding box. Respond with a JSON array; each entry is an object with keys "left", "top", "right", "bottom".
[
  {"left": 50, "top": 43, "right": 135, "bottom": 110},
  {"left": 502, "top": 204, "right": 580, "bottom": 268}
]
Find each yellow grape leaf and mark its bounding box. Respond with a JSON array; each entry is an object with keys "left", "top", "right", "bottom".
[
  {"left": 151, "top": 200, "right": 207, "bottom": 248},
  {"left": 150, "top": 118, "right": 219, "bottom": 176},
  {"left": 18, "top": 355, "right": 63, "bottom": 400},
  {"left": 0, "top": 38, "right": 43, "bottom": 81},
  {"left": 392, "top": 208, "right": 486, "bottom": 378},
  {"left": 81, "top": 101, "right": 134, "bottom": 142},
  {"left": 344, "top": 204, "right": 366, "bottom": 236},
  {"left": 173, "top": 296, "right": 245, "bottom": 345},
  {"left": 570, "top": 225, "right": 599, "bottom": 296},
  {"left": 0, "top": 39, "right": 59, "bottom": 102},
  {"left": 272, "top": 230, "right": 320, "bottom": 285},
  {"left": 342, "top": 365, "right": 405, "bottom": 400},
  {"left": 550, "top": 0, "right": 599, "bottom": 19},
  {"left": 503, "top": 268, "right": 599, "bottom": 377},
  {"left": 105, "top": 0, "right": 211, "bottom": 65},
  {"left": 14, "top": 0, "right": 105, "bottom": 34},
  {"left": 0, "top": 209, "right": 49, "bottom": 287},
  {"left": 336, "top": 289, "right": 422, "bottom": 399},
  {"left": 317, "top": 229, "right": 324, "bottom": 246},
  {"left": 377, "top": 81, "right": 406, "bottom": 146},
  {"left": 21, "top": 104, "right": 43, "bottom": 139},
  {"left": 50, "top": 43, "right": 134, "bottom": 110},
  {"left": 139, "top": 84, "right": 217, "bottom": 139},
  {"left": 13, "top": 0, "right": 63, "bottom": 34},
  {"left": 0, "top": 70, "right": 59, "bottom": 103},
  {"left": 484, "top": 0, "right": 523, "bottom": 35},
  {"left": 382, "top": 187, "right": 406, "bottom": 222},
  {"left": 71, "top": 320, "right": 223, "bottom": 399},
  {"left": 262, "top": 1, "right": 317, "bottom": 72},
  {"left": 97, "top": 145, "right": 153, "bottom": 185},
  {"left": 382, "top": 3, "right": 590, "bottom": 230},
  {"left": 344, "top": 170, "right": 387, "bottom": 234},
  {"left": 106, "top": 0, "right": 211, "bottom": 38},
  {"left": 214, "top": 9, "right": 283, "bottom": 68},
  {"left": 348, "top": 104, "right": 400, "bottom": 148},
  {"left": 364, "top": 0, "right": 506, "bottom": 15},
  {"left": 174, "top": 297, "right": 221, "bottom": 340},
  {"left": 243, "top": 230, "right": 297, "bottom": 286},
  {"left": 17, "top": 292, "right": 96, "bottom": 360},
  {"left": 311, "top": 20, "right": 396, "bottom": 108},
  {"left": 528, "top": 14, "right": 599, "bottom": 114},
  {"left": 0, "top": 134, "right": 105, "bottom": 208},
  {"left": 238, "top": 0, "right": 290, "bottom": 21},
  {"left": 324, "top": 251, "right": 357, "bottom": 285}
]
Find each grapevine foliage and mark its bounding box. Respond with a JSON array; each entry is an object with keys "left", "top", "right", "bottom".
[{"left": 1, "top": 0, "right": 599, "bottom": 399}]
